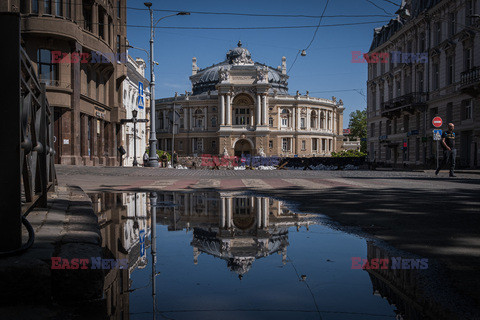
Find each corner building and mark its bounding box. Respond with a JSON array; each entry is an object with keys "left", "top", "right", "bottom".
[
  {"left": 2, "top": 0, "right": 128, "bottom": 166},
  {"left": 156, "top": 42, "right": 344, "bottom": 157},
  {"left": 367, "top": 0, "right": 480, "bottom": 168}
]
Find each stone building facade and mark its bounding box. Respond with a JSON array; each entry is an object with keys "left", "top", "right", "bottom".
[
  {"left": 367, "top": 0, "right": 480, "bottom": 168},
  {"left": 2, "top": 0, "right": 128, "bottom": 166},
  {"left": 156, "top": 42, "right": 344, "bottom": 157},
  {"left": 122, "top": 55, "right": 150, "bottom": 166}
]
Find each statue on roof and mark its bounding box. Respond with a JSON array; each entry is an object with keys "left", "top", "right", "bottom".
[
  {"left": 218, "top": 67, "right": 230, "bottom": 83},
  {"left": 256, "top": 66, "right": 269, "bottom": 84}
]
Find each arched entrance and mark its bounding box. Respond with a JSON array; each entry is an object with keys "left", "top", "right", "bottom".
[{"left": 234, "top": 139, "right": 253, "bottom": 157}]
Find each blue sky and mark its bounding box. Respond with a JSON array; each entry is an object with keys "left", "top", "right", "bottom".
[{"left": 126, "top": 0, "right": 401, "bottom": 127}]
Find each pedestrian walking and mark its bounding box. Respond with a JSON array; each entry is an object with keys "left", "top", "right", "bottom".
[
  {"left": 143, "top": 151, "right": 149, "bottom": 167},
  {"left": 435, "top": 123, "right": 457, "bottom": 177},
  {"left": 161, "top": 153, "right": 168, "bottom": 168},
  {"left": 172, "top": 151, "right": 178, "bottom": 168}
]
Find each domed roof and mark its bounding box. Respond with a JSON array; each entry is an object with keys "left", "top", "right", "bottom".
[{"left": 190, "top": 41, "right": 289, "bottom": 95}]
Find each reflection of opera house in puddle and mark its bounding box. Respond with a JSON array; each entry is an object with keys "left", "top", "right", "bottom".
[{"left": 155, "top": 191, "right": 318, "bottom": 276}]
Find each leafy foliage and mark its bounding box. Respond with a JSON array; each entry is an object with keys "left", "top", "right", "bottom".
[
  {"left": 348, "top": 109, "right": 367, "bottom": 153},
  {"left": 146, "top": 149, "right": 171, "bottom": 161},
  {"left": 331, "top": 150, "right": 367, "bottom": 158}
]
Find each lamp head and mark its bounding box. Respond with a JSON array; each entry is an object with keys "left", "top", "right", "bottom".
[
  {"left": 144, "top": 2, "right": 152, "bottom": 8},
  {"left": 132, "top": 109, "right": 138, "bottom": 118},
  {"left": 177, "top": 12, "right": 190, "bottom": 15},
  {"left": 301, "top": 50, "right": 307, "bottom": 57}
]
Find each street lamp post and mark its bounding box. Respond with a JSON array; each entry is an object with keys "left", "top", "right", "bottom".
[
  {"left": 132, "top": 109, "right": 138, "bottom": 166},
  {"left": 144, "top": 2, "right": 189, "bottom": 167}
]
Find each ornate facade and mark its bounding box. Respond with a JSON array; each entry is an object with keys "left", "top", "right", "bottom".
[
  {"left": 122, "top": 55, "right": 150, "bottom": 166},
  {"left": 156, "top": 42, "right": 344, "bottom": 157},
  {"left": 367, "top": 0, "right": 480, "bottom": 168},
  {"left": 2, "top": 0, "right": 128, "bottom": 166}
]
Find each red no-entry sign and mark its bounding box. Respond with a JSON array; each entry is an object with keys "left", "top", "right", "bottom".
[{"left": 432, "top": 116, "right": 443, "bottom": 128}]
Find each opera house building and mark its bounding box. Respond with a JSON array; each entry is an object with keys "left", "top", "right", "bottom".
[{"left": 156, "top": 41, "right": 345, "bottom": 157}]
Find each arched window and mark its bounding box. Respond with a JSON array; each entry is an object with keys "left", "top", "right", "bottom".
[
  {"left": 269, "top": 117, "right": 273, "bottom": 127},
  {"left": 320, "top": 111, "right": 325, "bottom": 129},
  {"left": 281, "top": 109, "right": 290, "bottom": 127},
  {"left": 310, "top": 110, "right": 317, "bottom": 129}
]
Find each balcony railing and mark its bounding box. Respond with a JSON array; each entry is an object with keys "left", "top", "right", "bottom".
[
  {"left": 381, "top": 92, "right": 427, "bottom": 115},
  {"left": 460, "top": 66, "right": 480, "bottom": 86}
]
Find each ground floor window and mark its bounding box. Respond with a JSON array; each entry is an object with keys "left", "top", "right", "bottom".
[
  {"left": 282, "top": 138, "right": 291, "bottom": 152},
  {"left": 301, "top": 140, "right": 306, "bottom": 151},
  {"left": 269, "top": 140, "right": 273, "bottom": 148},
  {"left": 193, "top": 138, "right": 203, "bottom": 153},
  {"left": 312, "top": 138, "right": 318, "bottom": 151}
]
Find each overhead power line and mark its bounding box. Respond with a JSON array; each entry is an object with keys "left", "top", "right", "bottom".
[
  {"left": 288, "top": 0, "right": 330, "bottom": 74},
  {"left": 129, "top": 7, "right": 394, "bottom": 18},
  {"left": 365, "top": 0, "right": 394, "bottom": 15},
  {"left": 75, "top": 20, "right": 388, "bottom": 30},
  {"left": 44, "top": 1, "right": 396, "bottom": 18},
  {"left": 376, "top": 0, "right": 401, "bottom": 6}
]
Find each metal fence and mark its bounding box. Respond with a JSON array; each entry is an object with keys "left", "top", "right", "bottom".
[{"left": 0, "top": 13, "right": 56, "bottom": 254}]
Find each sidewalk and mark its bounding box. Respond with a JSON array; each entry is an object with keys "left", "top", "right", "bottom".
[{"left": 0, "top": 186, "right": 103, "bottom": 316}]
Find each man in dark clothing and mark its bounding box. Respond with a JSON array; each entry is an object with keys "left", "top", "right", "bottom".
[{"left": 435, "top": 123, "right": 457, "bottom": 177}]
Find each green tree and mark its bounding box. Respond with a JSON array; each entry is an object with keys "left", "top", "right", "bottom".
[{"left": 348, "top": 109, "right": 367, "bottom": 153}]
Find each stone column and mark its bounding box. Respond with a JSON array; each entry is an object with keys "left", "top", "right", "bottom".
[
  {"left": 297, "top": 107, "right": 300, "bottom": 130},
  {"left": 220, "top": 198, "right": 226, "bottom": 229},
  {"left": 109, "top": 122, "right": 117, "bottom": 165},
  {"left": 80, "top": 114, "right": 88, "bottom": 159},
  {"left": 99, "top": 120, "right": 105, "bottom": 164},
  {"left": 91, "top": 118, "right": 98, "bottom": 164},
  {"left": 262, "top": 94, "right": 267, "bottom": 125},
  {"left": 256, "top": 94, "right": 261, "bottom": 126},
  {"left": 189, "top": 108, "right": 193, "bottom": 130},
  {"left": 92, "top": 3, "right": 99, "bottom": 35},
  {"left": 226, "top": 198, "right": 232, "bottom": 228},
  {"left": 256, "top": 197, "right": 262, "bottom": 228},
  {"left": 226, "top": 93, "right": 231, "bottom": 125},
  {"left": 220, "top": 95, "right": 225, "bottom": 125},
  {"left": 262, "top": 198, "right": 268, "bottom": 228},
  {"left": 204, "top": 107, "right": 207, "bottom": 130},
  {"left": 103, "top": 12, "right": 108, "bottom": 42},
  {"left": 263, "top": 198, "right": 268, "bottom": 227}
]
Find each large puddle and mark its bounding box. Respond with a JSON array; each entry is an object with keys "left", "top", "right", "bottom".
[{"left": 87, "top": 191, "right": 447, "bottom": 320}]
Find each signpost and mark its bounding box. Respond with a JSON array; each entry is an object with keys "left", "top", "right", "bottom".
[
  {"left": 432, "top": 116, "right": 442, "bottom": 128},
  {"left": 138, "top": 82, "right": 144, "bottom": 109},
  {"left": 432, "top": 116, "right": 443, "bottom": 169}
]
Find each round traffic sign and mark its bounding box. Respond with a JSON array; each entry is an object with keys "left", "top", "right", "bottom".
[{"left": 432, "top": 116, "right": 443, "bottom": 128}]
